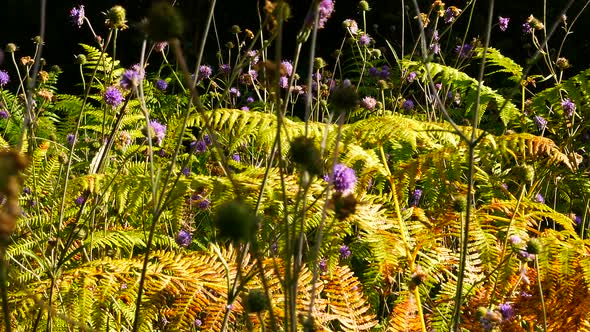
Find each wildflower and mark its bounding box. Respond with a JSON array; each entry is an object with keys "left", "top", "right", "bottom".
[
  {"left": 319, "top": 258, "right": 328, "bottom": 272},
  {"left": 194, "top": 319, "right": 202, "bottom": 327},
  {"left": 240, "top": 106, "right": 249, "bottom": 111},
  {"left": 499, "top": 16, "right": 510, "bottom": 31},
  {"left": 575, "top": 214, "right": 582, "bottom": 225},
  {"left": 368, "top": 67, "right": 379, "bottom": 77},
  {"left": 455, "top": 43, "right": 473, "bottom": 58},
  {"left": 556, "top": 57, "right": 570, "bottom": 70},
  {"left": 339, "top": 245, "right": 351, "bottom": 259},
  {"left": 198, "top": 198, "right": 210, "bottom": 209},
  {"left": 23, "top": 187, "right": 32, "bottom": 195},
  {"left": 533, "top": 115, "right": 547, "bottom": 132},
  {"left": 281, "top": 60, "right": 293, "bottom": 77},
  {"left": 119, "top": 131, "right": 132, "bottom": 147},
  {"left": 429, "top": 42, "right": 441, "bottom": 54},
  {"left": 104, "top": 86, "right": 124, "bottom": 108},
  {"left": 155, "top": 79, "right": 168, "bottom": 91},
  {"left": 522, "top": 22, "right": 533, "bottom": 34},
  {"left": 232, "top": 153, "right": 241, "bottom": 162},
  {"left": 75, "top": 195, "right": 86, "bottom": 206},
  {"left": 403, "top": 99, "right": 415, "bottom": 111},
  {"left": 535, "top": 193, "right": 544, "bottom": 203},
  {"left": 279, "top": 76, "right": 289, "bottom": 89},
  {"left": 0, "top": 110, "right": 9, "bottom": 119},
  {"left": 175, "top": 229, "right": 192, "bottom": 248},
  {"left": 229, "top": 87, "right": 241, "bottom": 97},
  {"left": 182, "top": 167, "right": 190, "bottom": 176},
  {"left": 246, "top": 50, "right": 259, "bottom": 65},
  {"left": 120, "top": 65, "right": 144, "bottom": 90},
  {"left": 150, "top": 120, "right": 167, "bottom": 146},
  {"left": 509, "top": 235, "right": 522, "bottom": 246},
  {"left": 191, "top": 140, "right": 207, "bottom": 153},
  {"left": 379, "top": 65, "right": 390, "bottom": 79},
  {"left": 444, "top": 6, "right": 461, "bottom": 24},
  {"left": 343, "top": 19, "right": 359, "bottom": 35},
  {"left": 317, "top": 0, "right": 335, "bottom": 29},
  {"left": 69, "top": 5, "right": 85, "bottom": 28},
  {"left": 359, "top": 33, "right": 372, "bottom": 46},
  {"left": 499, "top": 303, "right": 514, "bottom": 320},
  {"left": 327, "top": 163, "right": 357, "bottom": 193},
  {"left": 361, "top": 96, "right": 377, "bottom": 110},
  {"left": 329, "top": 81, "right": 359, "bottom": 111},
  {"left": 219, "top": 63, "right": 231, "bottom": 75},
  {"left": 158, "top": 148, "right": 167, "bottom": 157},
  {"left": 67, "top": 133, "right": 76, "bottom": 145},
  {"left": 410, "top": 189, "right": 422, "bottom": 207},
  {"left": 407, "top": 72, "right": 417, "bottom": 83},
  {"left": 203, "top": 134, "right": 212, "bottom": 146},
  {"left": 246, "top": 96, "right": 255, "bottom": 103},
  {"left": 0, "top": 70, "right": 9, "bottom": 86},
  {"left": 561, "top": 98, "right": 576, "bottom": 117},
  {"left": 154, "top": 41, "right": 168, "bottom": 53},
  {"left": 198, "top": 65, "right": 213, "bottom": 80},
  {"left": 435, "top": 83, "right": 442, "bottom": 90}
]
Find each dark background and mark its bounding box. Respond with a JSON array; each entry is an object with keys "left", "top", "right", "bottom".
[{"left": 2, "top": 0, "right": 589, "bottom": 91}]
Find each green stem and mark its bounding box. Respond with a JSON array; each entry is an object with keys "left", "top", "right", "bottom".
[{"left": 536, "top": 256, "right": 548, "bottom": 331}]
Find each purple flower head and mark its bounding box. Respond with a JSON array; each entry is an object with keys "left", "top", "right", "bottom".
[
  {"left": 339, "top": 245, "right": 351, "bottom": 260},
  {"left": 575, "top": 214, "right": 582, "bottom": 225},
  {"left": 158, "top": 148, "right": 167, "bottom": 157},
  {"left": 319, "top": 258, "right": 328, "bottom": 272},
  {"left": 435, "top": 83, "right": 442, "bottom": 90},
  {"left": 249, "top": 68, "right": 259, "bottom": 80},
  {"left": 499, "top": 303, "right": 514, "bottom": 320},
  {"left": 410, "top": 189, "right": 422, "bottom": 207},
  {"left": 444, "top": 7, "right": 461, "bottom": 24},
  {"left": 120, "top": 65, "right": 144, "bottom": 90},
  {"left": 194, "top": 319, "right": 202, "bottom": 327},
  {"left": 175, "top": 229, "right": 192, "bottom": 248},
  {"left": 229, "top": 87, "right": 241, "bottom": 97},
  {"left": 509, "top": 235, "right": 522, "bottom": 246},
  {"left": 361, "top": 96, "right": 377, "bottom": 110},
  {"left": 306, "top": 0, "right": 335, "bottom": 29},
  {"left": 0, "top": 110, "right": 9, "bottom": 119},
  {"left": 327, "top": 163, "right": 357, "bottom": 193},
  {"left": 247, "top": 50, "right": 259, "bottom": 65},
  {"left": 23, "top": 187, "right": 32, "bottom": 195},
  {"left": 522, "top": 22, "right": 533, "bottom": 34},
  {"left": 429, "top": 42, "right": 441, "bottom": 54},
  {"left": 379, "top": 65, "right": 390, "bottom": 79},
  {"left": 312, "top": 72, "right": 322, "bottom": 81},
  {"left": 431, "top": 29, "right": 440, "bottom": 42},
  {"left": 359, "top": 34, "right": 372, "bottom": 46},
  {"left": 155, "top": 79, "right": 168, "bottom": 91},
  {"left": 67, "top": 133, "right": 76, "bottom": 145},
  {"left": 69, "top": 5, "right": 85, "bottom": 28},
  {"left": 203, "top": 134, "right": 212, "bottom": 146},
  {"left": 182, "top": 167, "right": 190, "bottom": 176},
  {"left": 403, "top": 99, "right": 415, "bottom": 111},
  {"left": 368, "top": 67, "right": 379, "bottom": 77},
  {"left": 533, "top": 115, "right": 547, "bottom": 132},
  {"left": 198, "top": 198, "right": 210, "bottom": 209},
  {"left": 343, "top": 19, "right": 359, "bottom": 35},
  {"left": 535, "top": 193, "right": 545, "bottom": 204},
  {"left": 455, "top": 44, "right": 473, "bottom": 58},
  {"left": 240, "top": 106, "right": 249, "bottom": 111},
  {"left": 198, "top": 65, "right": 213, "bottom": 80},
  {"left": 154, "top": 42, "right": 168, "bottom": 53},
  {"left": 150, "top": 120, "right": 167, "bottom": 146},
  {"left": 232, "top": 153, "right": 241, "bottom": 162},
  {"left": 281, "top": 60, "right": 293, "bottom": 77},
  {"left": 407, "top": 72, "right": 417, "bottom": 83},
  {"left": 191, "top": 140, "right": 207, "bottom": 153},
  {"left": 219, "top": 63, "right": 231, "bottom": 75},
  {"left": 246, "top": 96, "right": 255, "bottom": 104},
  {"left": 0, "top": 70, "right": 9, "bottom": 87},
  {"left": 75, "top": 195, "right": 86, "bottom": 206},
  {"left": 499, "top": 16, "right": 510, "bottom": 31},
  {"left": 561, "top": 98, "right": 576, "bottom": 117},
  {"left": 104, "top": 86, "right": 124, "bottom": 108},
  {"left": 279, "top": 76, "right": 289, "bottom": 89}
]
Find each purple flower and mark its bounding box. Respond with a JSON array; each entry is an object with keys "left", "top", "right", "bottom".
[
  {"left": 182, "top": 167, "right": 190, "bottom": 176},
  {"left": 203, "top": 134, "right": 212, "bottom": 146},
  {"left": 319, "top": 258, "right": 328, "bottom": 272},
  {"left": 198, "top": 65, "right": 213, "bottom": 80},
  {"left": 150, "top": 120, "right": 167, "bottom": 146},
  {"left": 307, "top": 0, "right": 335, "bottom": 29},
  {"left": 403, "top": 99, "right": 415, "bottom": 111},
  {"left": 359, "top": 34, "right": 372, "bottom": 46},
  {"left": 327, "top": 163, "right": 357, "bottom": 193},
  {"left": 69, "top": 5, "right": 85, "bottom": 28},
  {"left": 246, "top": 96, "right": 255, "bottom": 104},
  {"left": 281, "top": 60, "right": 293, "bottom": 77},
  {"left": 343, "top": 19, "right": 359, "bottom": 35},
  {"left": 154, "top": 42, "right": 168, "bottom": 53},
  {"left": 509, "top": 235, "right": 522, "bottom": 246},
  {"left": 444, "top": 7, "right": 461, "bottom": 24},
  {"left": 247, "top": 50, "right": 259, "bottom": 65},
  {"left": 67, "top": 133, "right": 76, "bottom": 145},
  {"left": 499, "top": 303, "right": 514, "bottom": 320},
  {"left": 155, "top": 79, "right": 168, "bottom": 91},
  {"left": 535, "top": 193, "right": 545, "bottom": 204},
  {"left": 219, "top": 63, "right": 231, "bottom": 75},
  {"left": 229, "top": 87, "right": 241, "bottom": 97},
  {"left": 575, "top": 214, "right": 582, "bottom": 225},
  {"left": 120, "top": 65, "right": 144, "bottom": 90},
  {"left": 339, "top": 245, "right": 351, "bottom": 260},
  {"left": 232, "top": 153, "right": 241, "bottom": 162},
  {"left": 194, "top": 319, "right": 202, "bottom": 327},
  {"left": 240, "top": 106, "right": 249, "bottom": 111},
  {"left": 158, "top": 148, "right": 167, "bottom": 157},
  {"left": 75, "top": 195, "right": 86, "bottom": 206},
  {"left": 0, "top": 110, "right": 9, "bottom": 119},
  {"left": 0, "top": 70, "right": 9, "bottom": 86},
  {"left": 23, "top": 187, "right": 32, "bottom": 195},
  {"left": 379, "top": 66, "right": 390, "bottom": 79},
  {"left": 561, "top": 98, "right": 576, "bottom": 117},
  {"left": 279, "top": 76, "right": 289, "bottom": 89},
  {"left": 191, "top": 140, "right": 207, "bottom": 153},
  {"left": 533, "top": 115, "right": 547, "bottom": 132},
  {"left": 175, "top": 229, "right": 192, "bottom": 248},
  {"left": 522, "top": 22, "right": 533, "bottom": 34},
  {"left": 361, "top": 96, "right": 377, "bottom": 110},
  {"left": 410, "top": 189, "right": 422, "bottom": 207},
  {"left": 198, "top": 198, "right": 210, "bottom": 209},
  {"left": 368, "top": 67, "right": 379, "bottom": 77},
  {"left": 499, "top": 16, "right": 510, "bottom": 31},
  {"left": 455, "top": 44, "right": 473, "bottom": 58},
  {"left": 430, "top": 42, "right": 441, "bottom": 54},
  {"left": 104, "top": 86, "right": 124, "bottom": 108},
  {"left": 407, "top": 72, "right": 417, "bottom": 83}
]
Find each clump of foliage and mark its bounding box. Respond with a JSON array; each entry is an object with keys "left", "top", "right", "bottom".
[{"left": 0, "top": 0, "right": 588, "bottom": 331}]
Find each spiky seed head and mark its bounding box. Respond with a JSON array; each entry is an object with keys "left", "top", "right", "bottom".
[
  {"left": 144, "top": 2, "right": 184, "bottom": 42},
  {"left": 214, "top": 200, "right": 258, "bottom": 243},
  {"left": 290, "top": 136, "right": 323, "bottom": 176},
  {"left": 244, "top": 289, "right": 269, "bottom": 313},
  {"left": 105, "top": 5, "right": 128, "bottom": 29},
  {"left": 526, "top": 238, "right": 542, "bottom": 255}
]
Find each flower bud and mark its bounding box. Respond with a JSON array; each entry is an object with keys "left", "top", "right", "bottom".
[
  {"left": 358, "top": 1, "right": 370, "bottom": 11},
  {"left": 76, "top": 54, "right": 87, "bottom": 65},
  {"left": 105, "top": 5, "right": 128, "bottom": 30},
  {"left": 314, "top": 57, "right": 326, "bottom": 69},
  {"left": 231, "top": 25, "right": 241, "bottom": 34},
  {"left": 5, "top": 43, "right": 17, "bottom": 53},
  {"left": 556, "top": 57, "right": 570, "bottom": 70}
]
